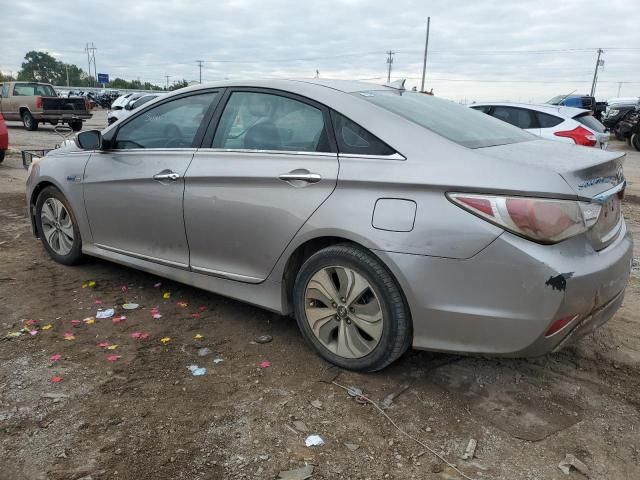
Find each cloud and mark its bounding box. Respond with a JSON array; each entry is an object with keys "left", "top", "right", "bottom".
[{"left": 0, "top": 0, "right": 638, "bottom": 101}]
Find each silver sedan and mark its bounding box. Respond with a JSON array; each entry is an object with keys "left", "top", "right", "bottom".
[{"left": 26, "top": 79, "right": 633, "bottom": 371}]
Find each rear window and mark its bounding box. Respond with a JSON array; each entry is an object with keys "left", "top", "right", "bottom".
[
  {"left": 536, "top": 111, "right": 563, "bottom": 128},
  {"left": 574, "top": 113, "right": 606, "bottom": 133},
  {"left": 359, "top": 91, "right": 533, "bottom": 149},
  {"left": 12, "top": 83, "right": 56, "bottom": 97}
]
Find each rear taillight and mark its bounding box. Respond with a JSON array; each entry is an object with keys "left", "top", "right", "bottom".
[
  {"left": 554, "top": 126, "right": 597, "bottom": 146},
  {"left": 448, "top": 193, "right": 601, "bottom": 243},
  {"left": 36, "top": 96, "right": 43, "bottom": 109},
  {"left": 85, "top": 99, "right": 90, "bottom": 110},
  {"left": 545, "top": 314, "right": 578, "bottom": 337}
]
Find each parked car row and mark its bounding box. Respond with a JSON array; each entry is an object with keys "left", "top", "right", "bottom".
[
  {"left": 26, "top": 79, "right": 632, "bottom": 371},
  {"left": 107, "top": 92, "right": 163, "bottom": 125}
]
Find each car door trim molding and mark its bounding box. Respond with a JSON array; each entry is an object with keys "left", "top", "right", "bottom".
[
  {"left": 191, "top": 265, "right": 263, "bottom": 284},
  {"left": 339, "top": 152, "right": 406, "bottom": 161},
  {"left": 197, "top": 147, "right": 336, "bottom": 158},
  {"left": 95, "top": 243, "right": 190, "bottom": 271}
]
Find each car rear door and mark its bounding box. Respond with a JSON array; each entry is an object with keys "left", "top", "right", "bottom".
[
  {"left": 184, "top": 88, "right": 338, "bottom": 283},
  {"left": 490, "top": 106, "right": 541, "bottom": 136},
  {"left": 83, "top": 90, "right": 220, "bottom": 268}
]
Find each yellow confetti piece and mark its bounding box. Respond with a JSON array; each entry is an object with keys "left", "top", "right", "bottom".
[
  {"left": 64, "top": 335, "right": 76, "bottom": 341},
  {"left": 84, "top": 318, "right": 95, "bottom": 325},
  {"left": 8, "top": 331, "right": 22, "bottom": 337},
  {"left": 42, "top": 324, "right": 53, "bottom": 330},
  {"left": 160, "top": 337, "right": 171, "bottom": 345},
  {"left": 194, "top": 333, "right": 204, "bottom": 340},
  {"left": 106, "top": 344, "right": 119, "bottom": 350},
  {"left": 82, "top": 283, "right": 88, "bottom": 289},
  {"left": 163, "top": 292, "right": 171, "bottom": 299},
  {"left": 88, "top": 281, "right": 97, "bottom": 288}
]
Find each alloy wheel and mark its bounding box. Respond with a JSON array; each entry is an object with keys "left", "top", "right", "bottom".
[
  {"left": 304, "top": 266, "right": 383, "bottom": 358},
  {"left": 40, "top": 197, "right": 74, "bottom": 255}
]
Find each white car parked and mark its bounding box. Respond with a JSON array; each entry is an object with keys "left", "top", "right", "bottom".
[
  {"left": 469, "top": 102, "right": 609, "bottom": 149},
  {"left": 107, "top": 93, "right": 161, "bottom": 125}
]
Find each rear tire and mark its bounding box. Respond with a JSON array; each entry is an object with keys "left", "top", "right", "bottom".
[
  {"left": 69, "top": 121, "right": 83, "bottom": 132},
  {"left": 22, "top": 111, "right": 38, "bottom": 131},
  {"left": 0, "top": 150, "right": 4, "bottom": 163},
  {"left": 35, "top": 186, "right": 83, "bottom": 265},
  {"left": 632, "top": 133, "right": 640, "bottom": 152},
  {"left": 293, "top": 244, "right": 411, "bottom": 372}
]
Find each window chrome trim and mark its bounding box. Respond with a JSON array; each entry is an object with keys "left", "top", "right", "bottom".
[
  {"left": 95, "top": 243, "right": 190, "bottom": 270},
  {"left": 191, "top": 265, "right": 263, "bottom": 284},
  {"left": 197, "top": 148, "right": 336, "bottom": 157},
  {"left": 339, "top": 152, "right": 406, "bottom": 161}
]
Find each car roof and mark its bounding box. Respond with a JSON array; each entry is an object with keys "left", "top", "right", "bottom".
[
  {"left": 470, "top": 101, "right": 589, "bottom": 119},
  {"left": 175, "top": 78, "right": 394, "bottom": 95}
]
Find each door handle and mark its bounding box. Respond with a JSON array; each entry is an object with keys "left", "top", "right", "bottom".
[
  {"left": 153, "top": 170, "right": 180, "bottom": 181},
  {"left": 279, "top": 172, "right": 322, "bottom": 184}
]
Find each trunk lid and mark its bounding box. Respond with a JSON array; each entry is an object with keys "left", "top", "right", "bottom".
[{"left": 477, "top": 139, "right": 626, "bottom": 250}]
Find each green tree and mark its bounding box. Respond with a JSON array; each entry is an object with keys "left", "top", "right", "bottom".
[
  {"left": 18, "top": 50, "right": 64, "bottom": 83},
  {"left": 168, "top": 79, "right": 189, "bottom": 91}
]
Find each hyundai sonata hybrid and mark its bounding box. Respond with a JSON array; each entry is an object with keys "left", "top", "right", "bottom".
[{"left": 26, "top": 79, "right": 633, "bottom": 371}]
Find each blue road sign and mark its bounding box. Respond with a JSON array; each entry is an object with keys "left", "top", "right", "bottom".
[{"left": 97, "top": 73, "right": 109, "bottom": 84}]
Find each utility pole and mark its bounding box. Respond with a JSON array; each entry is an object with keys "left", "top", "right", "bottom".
[
  {"left": 165, "top": 75, "right": 171, "bottom": 90},
  {"left": 85, "top": 42, "right": 97, "bottom": 87},
  {"left": 420, "top": 17, "right": 431, "bottom": 93},
  {"left": 196, "top": 60, "right": 204, "bottom": 83},
  {"left": 386, "top": 50, "right": 395, "bottom": 83},
  {"left": 590, "top": 48, "right": 604, "bottom": 97},
  {"left": 66, "top": 65, "right": 69, "bottom": 86},
  {"left": 617, "top": 82, "right": 622, "bottom": 97}
]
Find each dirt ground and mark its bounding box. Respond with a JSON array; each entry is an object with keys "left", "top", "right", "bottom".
[{"left": 1, "top": 110, "right": 639, "bottom": 480}]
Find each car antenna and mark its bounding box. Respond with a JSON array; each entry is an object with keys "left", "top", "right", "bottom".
[
  {"left": 553, "top": 89, "right": 577, "bottom": 104},
  {"left": 384, "top": 79, "right": 406, "bottom": 91}
]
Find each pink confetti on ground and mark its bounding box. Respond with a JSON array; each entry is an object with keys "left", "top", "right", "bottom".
[
  {"left": 121, "top": 285, "right": 129, "bottom": 292},
  {"left": 50, "top": 354, "right": 62, "bottom": 362},
  {"left": 63, "top": 332, "right": 75, "bottom": 339},
  {"left": 94, "top": 299, "right": 103, "bottom": 305},
  {"left": 51, "top": 376, "right": 63, "bottom": 383},
  {"left": 112, "top": 316, "right": 126, "bottom": 324},
  {"left": 25, "top": 319, "right": 37, "bottom": 325},
  {"left": 139, "top": 333, "right": 150, "bottom": 340},
  {"left": 191, "top": 313, "right": 201, "bottom": 319},
  {"left": 98, "top": 342, "right": 111, "bottom": 348},
  {"left": 198, "top": 306, "right": 208, "bottom": 312},
  {"left": 106, "top": 355, "right": 121, "bottom": 362},
  {"left": 258, "top": 361, "right": 272, "bottom": 369},
  {"left": 71, "top": 319, "right": 81, "bottom": 325},
  {"left": 131, "top": 331, "right": 142, "bottom": 339},
  {"left": 29, "top": 330, "right": 38, "bottom": 336},
  {"left": 176, "top": 301, "right": 188, "bottom": 308}
]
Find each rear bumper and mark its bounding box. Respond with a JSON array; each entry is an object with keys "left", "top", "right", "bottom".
[
  {"left": 377, "top": 219, "right": 633, "bottom": 356},
  {"left": 33, "top": 113, "right": 92, "bottom": 122}
]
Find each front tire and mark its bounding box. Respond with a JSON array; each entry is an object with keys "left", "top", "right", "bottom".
[
  {"left": 632, "top": 133, "right": 640, "bottom": 152},
  {"left": 22, "top": 111, "right": 38, "bottom": 131},
  {"left": 293, "top": 244, "right": 411, "bottom": 372},
  {"left": 35, "top": 187, "right": 83, "bottom": 265}
]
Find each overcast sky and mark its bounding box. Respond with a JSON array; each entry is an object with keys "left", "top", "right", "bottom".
[{"left": 1, "top": 0, "right": 639, "bottom": 102}]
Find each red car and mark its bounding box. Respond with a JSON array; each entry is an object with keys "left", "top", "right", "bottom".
[{"left": 0, "top": 112, "right": 8, "bottom": 163}]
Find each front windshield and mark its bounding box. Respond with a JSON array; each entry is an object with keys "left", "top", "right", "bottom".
[
  {"left": 359, "top": 90, "right": 533, "bottom": 149},
  {"left": 13, "top": 83, "right": 57, "bottom": 97},
  {"left": 546, "top": 95, "right": 565, "bottom": 105}
]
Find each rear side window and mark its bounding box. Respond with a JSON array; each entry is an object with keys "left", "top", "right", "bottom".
[
  {"left": 491, "top": 106, "right": 536, "bottom": 129},
  {"left": 331, "top": 111, "right": 395, "bottom": 156},
  {"left": 470, "top": 105, "right": 491, "bottom": 113},
  {"left": 360, "top": 91, "right": 532, "bottom": 149},
  {"left": 574, "top": 113, "right": 606, "bottom": 133},
  {"left": 536, "top": 112, "right": 563, "bottom": 128}
]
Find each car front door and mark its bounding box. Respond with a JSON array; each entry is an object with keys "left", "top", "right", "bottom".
[
  {"left": 184, "top": 89, "right": 338, "bottom": 283},
  {"left": 83, "top": 90, "right": 220, "bottom": 268}
]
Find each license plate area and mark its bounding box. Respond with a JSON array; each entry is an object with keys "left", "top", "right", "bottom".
[{"left": 591, "top": 194, "right": 622, "bottom": 249}]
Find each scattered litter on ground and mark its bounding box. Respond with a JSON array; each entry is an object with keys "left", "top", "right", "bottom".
[
  {"left": 191, "top": 313, "right": 201, "bottom": 319},
  {"left": 462, "top": 439, "right": 478, "bottom": 460},
  {"left": 42, "top": 324, "right": 53, "bottom": 330},
  {"left": 131, "top": 331, "right": 143, "bottom": 339},
  {"left": 176, "top": 301, "right": 188, "bottom": 308},
  {"left": 194, "top": 333, "right": 204, "bottom": 340},
  {"left": 293, "top": 421, "right": 308, "bottom": 432},
  {"left": 381, "top": 383, "right": 411, "bottom": 409},
  {"left": 163, "top": 292, "right": 171, "bottom": 299},
  {"left": 63, "top": 332, "right": 76, "bottom": 341},
  {"left": 98, "top": 342, "right": 111, "bottom": 348},
  {"left": 107, "top": 355, "right": 121, "bottom": 362},
  {"left": 188, "top": 365, "right": 207, "bottom": 376},
  {"left": 94, "top": 299, "right": 103, "bottom": 305},
  {"left": 82, "top": 280, "right": 97, "bottom": 289},
  {"left": 197, "top": 347, "right": 212, "bottom": 357},
  {"left": 122, "top": 303, "right": 139, "bottom": 310},
  {"left": 107, "top": 344, "right": 119, "bottom": 350},
  {"left": 50, "top": 354, "right": 62, "bottom": 362},
  {"left": 558, "top": 454, "right": 589, "bottom": 476},
  {"left": 255, "top": 334, "right": 273, "bottom": 344},
  {"left": 277, "top": 465, "right": 314, "bottom": 480},
  {"left": 51, "top": 376, "right": 63, "bottom": 383},
  {"left": 305, "top": 435, "right": 324, "bottom": 447},
  {"left": 96, "top": 308, "right": 115, "bottom": 319},
  {"left": 310, "top": 399, "right": 323, "bottom": 409},
  {"left": 331, "top": 380, "right": 477, "bottom": 480},
  {"left": 154, "top": 282, "right": 162, "bottom": 288},
  {"left": 344, "top": 443, "right": 360, "bottom": 451},
  {"left": 198, "top": 306, "right": 208, "bottom": 311},
  {"left": 71, "top": 319, "right": 81, "bottom": 326},
  {"left": 83, "top": 317, "right": 95, "bottom": 325},
  {"left": 213, "top": 357, "right": 224, "bottom": 364},
  {"left": 112, "top": 316, "right": 126, "bottom": 324},
  {"left": 121, "top": 285, "right": 129, "bottom": 292},
  {"left": 160, "top": 337, "right": 171, "bottom": 345},
  {"left": 259, "top": 360, "right": 272, "bottom": 369}
]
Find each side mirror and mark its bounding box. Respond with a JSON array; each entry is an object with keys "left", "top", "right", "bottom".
[{"left": 76, "top": 130, "right": 102, "bottom": 150}]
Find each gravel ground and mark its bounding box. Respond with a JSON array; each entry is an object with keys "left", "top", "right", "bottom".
[{"left": 1, "top": 110, "right": 639, "bottom": 480}]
